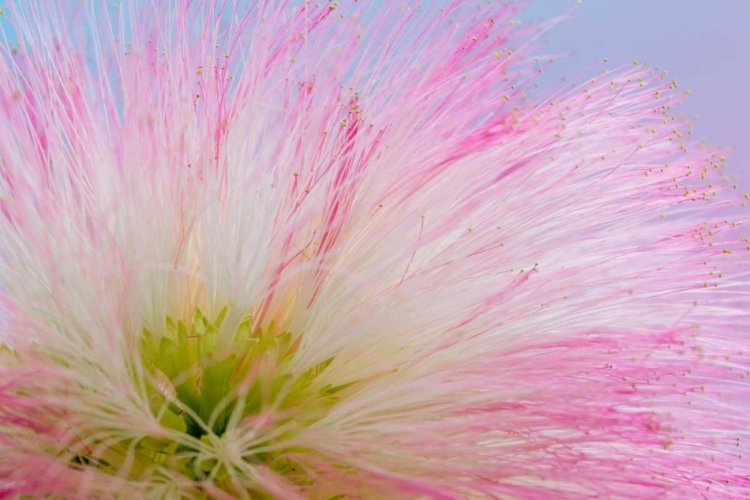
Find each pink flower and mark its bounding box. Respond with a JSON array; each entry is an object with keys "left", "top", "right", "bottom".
[{"left": 0, "top": 1, "right": 748, "bottom": 498}]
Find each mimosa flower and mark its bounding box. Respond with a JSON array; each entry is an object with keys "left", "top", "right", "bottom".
[{"left": 0, "top": 1, "right": 748, "bottom": 498}]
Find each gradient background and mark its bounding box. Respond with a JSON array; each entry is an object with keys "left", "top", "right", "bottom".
[
  {"left": 1, "top": 1, "right": 747, "bottom": 188},
  {"left": 521, "top": 1, "right": 750, "bottom": 191}
]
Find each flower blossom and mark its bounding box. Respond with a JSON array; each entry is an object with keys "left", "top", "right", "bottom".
[{"left": 0, "top": 1, "right": 748, "bottom": 498}]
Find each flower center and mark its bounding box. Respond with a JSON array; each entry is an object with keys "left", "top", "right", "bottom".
[{"left": 75, "top": 307, "right": 352, "bottom": 493}]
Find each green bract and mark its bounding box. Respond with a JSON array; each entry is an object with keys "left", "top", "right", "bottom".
[{"left": 74, "top": 307, "right": 355, "bottom": 492}]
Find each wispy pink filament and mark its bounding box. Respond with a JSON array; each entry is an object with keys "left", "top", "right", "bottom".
[{"left": 0, "top": 1, "right": 748, "bottom": 498}]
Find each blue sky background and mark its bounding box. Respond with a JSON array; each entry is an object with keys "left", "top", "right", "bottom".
[
  {"left": 520, "top": 0, "right": 750, "bottom": 191},
  {"left": 1, "top": 1, "right": 748, "bottom": 189}
]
